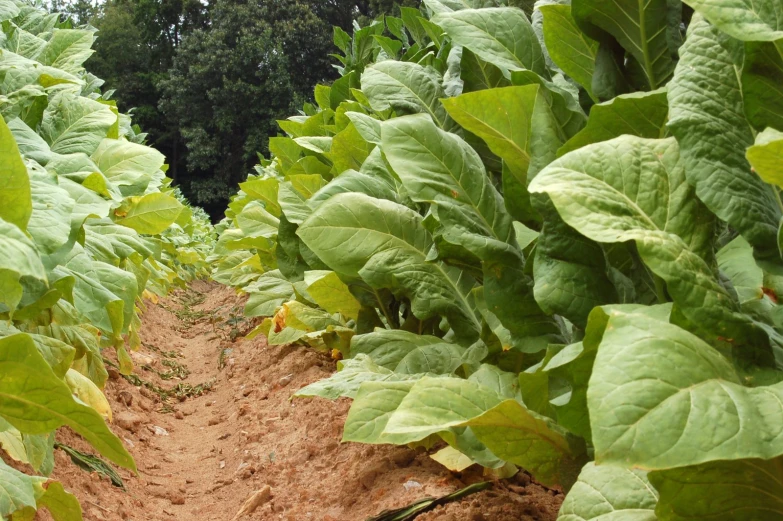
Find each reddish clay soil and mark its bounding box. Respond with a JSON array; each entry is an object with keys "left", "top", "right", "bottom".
[{"left": 34, "top": 282, "right": 562, "bottom": 521}]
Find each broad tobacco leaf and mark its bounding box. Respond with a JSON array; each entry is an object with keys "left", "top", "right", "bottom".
[
  {"left": 539, "top": 4, "right": 599, "bottom": 99},
  {"left": 361, "top": 61, "right": 450, "bottom": 127},
  {"left": 114, "top": 193, "right": 184, "bottom": 235},
  {"left": 243, "top": 270, "right": 294, "bottom": 318},
  {"left": 668, "top": 15, "right": 781, "bottom": 262},
  {"left": 91, "top": 138, "right": 165, "bottom": 197},
  {"left": 432, "top": 8, "right": 547, "bottom": 76},
  {"left": 741, "top": 40, "right": 783, "bottom": 131},
  {"left": 441, "top": 85, "right": 538, "bottom": 185},
  {"left": 572, "top": 0, "right": 676, "bottom": 89},
  {"left": 683, "top": 0, "right": 783, "bottom": 41},
  {"left": 0, "top": 117, "right": 32, "bottom": 230},
  {"left": 747, "top": 127, "right": 783, "bottom": 189},
  {"left": 295, "top": 354, "right": 428, "bottom": 400},
  {"left": 650, "top": 457, "right": 783, "bottom": 520},
  {"left": 558, "top": 88, "right": 669, "bottom": 156},
  {"left": 0, "top": 218, "right": 47, "bottom": 314},
  {"left": 303, "top": 270, "right": 361, "bottom": 321},
  {"left": 40, "top": 95, "right": 116, "bottom": 156},
  {"left": 381, "top": 113, "right": 561, "bottom": 349},
  {"left": 298, "top": 192, "right": 482, "bottom": 343},
  {"left": 350, "top": 329, "right": 466, "bottom": 374},
  {"left": 558, "top": 462, "right": 658, "bottom": 521},
  {"left": 589, "top": 310, "right": 783, "bottom": 469},
  {"left": 0, "top": 459, "right": 44, "bottom": 517}
]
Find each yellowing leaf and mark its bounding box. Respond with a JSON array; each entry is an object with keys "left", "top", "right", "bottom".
[
  {"left": 115, "top": 193, "right": 183, "bottom": 235},
  {"left": 64, "top": 369, "right": 112, "bottom": 422}
]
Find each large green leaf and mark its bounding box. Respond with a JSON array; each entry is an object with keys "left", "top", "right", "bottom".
[
  {"left": 683, "top": 0, "right": 783, "bottom": 41},
  {"left": 298, "top": 192, "right": 482, "bottom": 343},
  {"left": 0, "top": 218, "right": 47, "bottom": 314},
  {"left": 531, "top": 137, "right": 712, "bottom": 256},
  {"left": 558, "top": 463, "right": 658, "bottom": 521},
  {"left": 459, "top": 47, "right": 511, "bottom": 93},
  {"left": 558, "top": 88, "right": 669, "bottom": 156},
  {"left": 27, "top": 174, "right": 74, "bottom": 257},
  {"left": 307, "top": 169, "right": 398, "bottom": 207},
  {"left": 0, "top": 117, "right": 32, "bottom": 230},
  {"left": 381, "top": 114, "right": 515, "bottom": 255},
  {"left": 717, "top": 236, "right": 765, "bottom": 306},
  {"left": 463, "top": 399, "right": 586, "bottom": 487},
  {"left": 588, "top": 310, "right": 783, "bottom": 469},
  {"left": 115, "top": 193, "right": 184, "bottom": 235},
  {"left": 377, "top": 376, "right": 582, "bottom": 484},
  {"left": 361, "top": 61, "right": 450, "bottom": 127},
  {"left": 303, "top": 270, "right": 361, "bottom": 321},
  {"left": 7, "top": 117, "right": 52, "bottom": 167},
  {"left": 350, "top": 329, "right": 466, "bottom": 374},
  {"left": 0, "top": 459, "right": 44, "bottom": 517},
  {"left": 351, "top": 329, "right": 453, "bottom": 369},
  {"left": 343, "top": 376, "right": 504, "bottom": 468},
  {"left": 0, "top": 0, "right": 20, "bottom": 20},
  {"left": 235, "top": 200, "right": 279, "bottom": 239},
  {"left": 0, "top": 333, "right": 134, "bottom": 470},
  {"left": 668, "top": 16, "right": 781, "bottom": 262},
  {"left": 37, "top": 29, "right": 95, "bottom": 73},
  {"left": 62, "top": 247, "right": 136, "bottom": 340},
  {"left": 441, "top": 85, "right": 538, "bottom": 183},
  {"left": 39, "top": 95, "right": 115, "bottom": 156},
  {"left": 572, "top": 0, "right": 676, "bottom": 89},
  {"left": 382, "top": 377, "right": 502, "bottom": 440},
  {"left": 517, "top": 75, "right": 611, "bottom": 327},
  {"left": 539, "top": 4, "right": 599, "bottom": 99},
  {"left": 328, "top": 123, "right": 372, "bottom": 175},
  {"left": 90, "top": 138, "right": 165, "bottom": 197},
  {"left": 296, "top": 355, "right": 427, "bottom": 401},
  {"left": 239, "top": 177, "right": 281, "bottom": 217},
  {"left": 649, "top": 457, "right": 783, "bottom": 521},
  {"left": 432, "top": 8, "right": 547, "bottom": 76},
  {"left": 343, "top": 380, "right": 420, "bottom": 445}
]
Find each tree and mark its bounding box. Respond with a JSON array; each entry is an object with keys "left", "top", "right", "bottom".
[{"left": 158, "top": 0, "right": 338, "bottom": 211}]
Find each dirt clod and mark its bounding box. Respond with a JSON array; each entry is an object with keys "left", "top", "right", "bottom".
[{"left": 115, "top": 412, "right": 143, "bottom": 433}]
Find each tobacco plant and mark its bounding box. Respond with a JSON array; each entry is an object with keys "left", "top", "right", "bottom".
[{"left": 214, "top": 0, "right": 783, "bottom": 517}]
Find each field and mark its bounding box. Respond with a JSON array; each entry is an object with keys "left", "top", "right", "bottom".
[{"left": 2, "top": 0, "right": 783, "bottom": 519}]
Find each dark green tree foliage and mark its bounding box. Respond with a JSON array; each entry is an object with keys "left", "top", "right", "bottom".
[{"left": 158, "top": 0, "right": 337, "bottom": 210}]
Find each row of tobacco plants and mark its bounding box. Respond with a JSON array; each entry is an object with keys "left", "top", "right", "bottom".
[
  {"left": 0, "top": 1, "right": 214, "bottom": 517},
  {"left": 213, "top": 0, "right": 783, "bottom": 518}
]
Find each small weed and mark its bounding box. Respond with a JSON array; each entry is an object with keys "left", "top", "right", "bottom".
[
  {"left": 218, "top": 348, "right": 233, "bottom": 370},
  {"left": 170, "top": 380, "right": 214, "bottom": 400},
  {"left": 105, "top": 359, "right": 213, "bottom": 411},
  {"left": 144, "top": 343, "right": 183, "bottom": 359}
]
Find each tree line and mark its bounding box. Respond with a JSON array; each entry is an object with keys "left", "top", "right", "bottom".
[{"left": 49, "top": 0, "right": 419, "bottom": 217}]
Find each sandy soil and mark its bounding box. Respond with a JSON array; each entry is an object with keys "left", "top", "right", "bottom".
[{"left": 34, "top": 282, "right": 563, "bottom": 521}]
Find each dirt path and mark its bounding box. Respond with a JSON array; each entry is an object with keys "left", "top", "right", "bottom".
[{"left": 40, "top": 283, "right": 562, "bottom": 521}]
